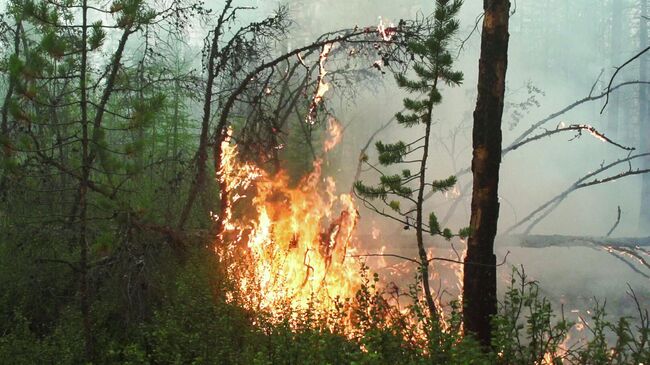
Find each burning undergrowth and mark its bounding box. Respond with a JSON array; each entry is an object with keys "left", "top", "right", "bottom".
[{"left": 214, "top": 124, "right": 365, "bottom": 323}]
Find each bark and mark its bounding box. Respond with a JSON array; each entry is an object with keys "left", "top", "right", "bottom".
[
  {"left": 177, "top": 1, "right": 233, "bottom": 230},
  {"left": 639, "top": 0, "right": 650, "bottom": 234},
  {"left": 417, "top": 99, "right": 440, "bottom": 321},
  {"left": 463, "top": 0, "right": 510, "bottom": 348},
  {"left": 499, "top": 234, "right": 650, "bottom": 248},
  {"left": 0, "top": 21, "right": 21, "bottom": 195},
  {"left": 607, "top": 0, "right": 623, "bottom": 138},
  {"left": 78, "top": 0, "right": 93, "bottom": 360}
]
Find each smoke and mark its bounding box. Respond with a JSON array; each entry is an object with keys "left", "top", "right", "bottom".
[{"left": 264, "top": 0, "right": 650, "bottom": 315}]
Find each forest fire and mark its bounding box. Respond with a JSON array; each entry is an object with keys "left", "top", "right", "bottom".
[{"left": 215, "top": 126, "right": 362, "bottom": 319}]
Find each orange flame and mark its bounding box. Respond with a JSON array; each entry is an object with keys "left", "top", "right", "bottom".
[
  {"left": 377, "top": 17, "right": 397, "bottom": 41},
  {"left": 216, "top": 125, "right": 361, "bottom": 319},
  {"left": 323, "top": 117, "right": 343, "bottom": 152},
  {"left": 306, "top": 43, "right": 334, "bottom": 125}
]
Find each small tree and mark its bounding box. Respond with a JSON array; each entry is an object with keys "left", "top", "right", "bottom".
[{"left": 354, "top": 0, "right": 466, "bottom": 321}]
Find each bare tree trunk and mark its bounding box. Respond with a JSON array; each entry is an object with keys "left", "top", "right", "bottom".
[
  {"left": 639, "top": 0, "right": 650, "bottom": 234},
  {"left": 417, "top": 102, "right": 440, "bottom": 321},
  {"left": 463, "top": 0, "right": 510, "bottom": 348},
  {"left": 178, "top": 0, "right": 233, "bottom": 230},
  {"left": 608, "top": 0, "right": 623, "bottom": 138}
]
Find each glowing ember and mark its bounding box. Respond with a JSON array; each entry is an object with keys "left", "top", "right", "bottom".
[
  {"left": 377, "top": 16, "right": 397, "bottom": 41},
  {"left": 216, "top": 126, "right": 361, "bottom": 318},
  {"left": 580, "top": 123, "right": 608, "bottom": 143}
]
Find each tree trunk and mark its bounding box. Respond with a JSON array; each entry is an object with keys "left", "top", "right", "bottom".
[
  {"left": 607, "top": 0, "right": 623, "bottom": 138},
  {"left": 416, "top": 101, "right": 440, "bottom": 321},
  {"left": 639, "top": 0, "right": 650, "bottom": 234},
  {"left": 177, "top": 1, "right": 233, "bottom": 230},
  {"left": 0, "top": 21, "right": 21, "bottom": 196},
  {"left": 79, "top": 0, "right": 94, "bottom": 360},
  {"left": 463, "top": 0, "right": 510, "bottom": 348}
]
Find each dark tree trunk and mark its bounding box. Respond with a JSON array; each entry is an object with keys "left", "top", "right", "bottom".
[
  {"left": 79, "top": 0, "right": 94, "bottom": 360},
  {"left": 639, "top": 0, "right": 650, "bottom": 234},
  {"left": 607, "top": 0, "right": 623, "bottom": 138},
  {"left": 463, "top": 0, "right": 510, "bottom": 348},
  {"left": 178, "top": 0, "right": 233, "bottom": 230},
  {"left": 416, "top": 101, "right": 440, "bottom": 321},
  {"left": 0, "top": 21, "right": 21, "bottom": 195}
]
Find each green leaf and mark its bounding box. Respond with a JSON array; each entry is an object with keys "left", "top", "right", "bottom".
[
  {"left": 395, "top": 112, "right": 421, "bottom": 127},
  {"left": 388, "top": 200, "right": 400, "bottom": 212},
  {"left": 403, "top": 97, "right": 429, "bottom": 113},
  {"left": 41, "top": 31, "right": 66, "bottom": 59},
  {"left": 431, "top": 175, "right": 457, "bottom": 192},
  {"left": 354, "top": 181, "right": 387, "bottom": 200},
  {"left": 379, "top": 174, "right": 403, "bottom": 190},
  {"left": 394, "top": 73, "right": 428, "bottom": 93},
  {"left": 89, "top": 21, "right": 107, "bottom": 50},
  {"left": 376, "top": 141, "right": 407, "bottom": 165},
  {"left": 458, "top": 227, "right": 472, "bottom": 239},
  {"left": 428, "top": 212, "right": 440, "bottom": 234}
]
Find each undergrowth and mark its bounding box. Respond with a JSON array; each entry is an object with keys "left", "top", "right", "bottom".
[{"left": 0, "top": 248, "right": 648, "bottom": 364}]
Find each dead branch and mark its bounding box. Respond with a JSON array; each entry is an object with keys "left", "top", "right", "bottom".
[
  {"left": 350, "top": 113, "right": 399, "bottom": 193},
  {"left": 605, "top": 246, "right": 650, "bottom": 272},
  {"left": 348, "top": 250, "right": 510, "bottom": 267},
  {"left": 504, "top": 153, "right": 650, "bottom": 235},
  {"left": 604, "top": 250, "right": 650, "bottom": 279},
  {"left": 601, "top": 45, "right": 650, "bottom": 113},
  {"left": 606, "top": 206, "right": 622, "bottom": 237},
  {"left": 506, "top": 124, "right": 635, "bottom": 153},
  {"left": 424, "top": 123, "right": 633, "bottom": 228},
  {"left": 499, "top": 234, "right": 650, "bottom": 248},
  {"left": 513, "top": 80, "right": 650, "bottom": 146}
]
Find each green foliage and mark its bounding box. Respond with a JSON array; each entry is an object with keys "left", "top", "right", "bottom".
[
  {"left": 379, "top": 174, "right": 413, "bottom": 196},
  {"left": 354, "top": 0, "right": 465, "bottom": 246},
  {"left": 375, "top": 141, "right": 407, "bottom": 165},
  {"left": 89, "top": 21, "right": 106, "bottom": 50},
  {"left": 458, "top": 227, "right": 472, "bottom": 239},
  {"left": 41, "top": 31, "right": 66, "bottom": 59},
  {"left": 1, "top": 1, "right": 649, "bottom": 364},
  {"left": 429, "top": 211, "right": 440, "bottom": 234},
  {"left": 389, "top": 200, "right": 400, "bottom": 212},
  {"left": 0, "top": 244, "right": 649, "bottom": 364},
  {"left": 354, "top": 180, "right": 388, "bottom": 200},
  {"left": 431, "top": 175, "right": 457, "bottom": 192},
  {"left": 491, "top": 269, "right": 650, "bottom": 364}
]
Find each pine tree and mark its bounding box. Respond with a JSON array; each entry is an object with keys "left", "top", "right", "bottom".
[{"left": 355, "top": 0, "right": 466, "bottom": 321}]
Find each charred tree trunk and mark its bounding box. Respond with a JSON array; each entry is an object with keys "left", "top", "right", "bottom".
[
  {"left": 463, "top": 0, "right": 510, "bottom": 348},
  {"left": 639, "top": 0, "right": 650, "bottom": 234}
]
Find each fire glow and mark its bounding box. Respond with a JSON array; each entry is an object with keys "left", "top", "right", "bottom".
[
  {"left": 306, "top": 43, "right": 334, "bottom": 125},
  {"left": 216, "top": 126, "right": 361, "bottom": 317}
]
